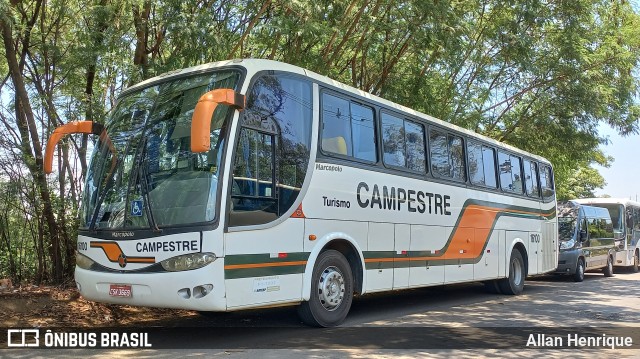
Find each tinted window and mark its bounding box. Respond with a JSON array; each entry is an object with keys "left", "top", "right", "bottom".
[
  {"left": 430, "top": 130, "right": 449, "bottom": 177},
  {"left": 510, "top": 156, "right": 522, "bottom": 194},
  {"left": 382, "top": 113, "right": 425, "bottom": 172},
  {"left": 499, "top": 151, "right": 522, "bottom": 193},
  {"left": 449, "top": 135, "right": 466, "bottom": 181},
  {"left": 483, "top": 146, "right": 497, "bottom": 187},
  {"left": 523, "top": 160, "right": 539, "bottom": 197},
  {"left": 322, "top": 94, "right": 351, "bottom": 156},
  {"left": 430, "top": 129, "right": 466, "bottom": 181},
  {"left": 321, "top": 93, "right": 376, "bottom": 161},
  {"left": 468, "top": 140, "right": 496, "bottom": 188},
  {"left": 468, "top": 141, "right": 484, "bottom": 185},
  {"left": 405, "top": 121, "right": 426, "bottom": 172},
  {"left": 351, "top": 103, "right": 376, "bottom": 161},
  {"left": 381, "top": 113, "right": 405, "bottom": 167},
  {"left": 231, "top": 75, "right": 313, "bottom": 226},
  {"left": 540, "top": 165, "right": 554, "bottom": 199}
]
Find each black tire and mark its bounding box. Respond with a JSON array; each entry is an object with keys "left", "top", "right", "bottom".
[
  {"left": 632, "top": 251, "right": 639, "bottom": 273},
  {"left": 484, "top": 280, "right": 502, "bottom": 294},
  {"left": 297, "top": 250, "right": 354, "bottom": 327},
  {"left": 603, "top": 254, "right": 614, "bottom": 277},
  {"left": 498, "top": 248, "right": 526, "bottom": 295},
  {"left": 573, "top": 258, "right": 585, "bottom": 282}
]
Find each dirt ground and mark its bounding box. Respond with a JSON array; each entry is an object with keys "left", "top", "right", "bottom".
[{"left": 0, "top": 285, "right": 198, "bottom": 328}]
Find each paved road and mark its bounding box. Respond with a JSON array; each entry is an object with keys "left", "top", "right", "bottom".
[{"left": 3, "top": 270, "right": 640, "bottom": 358}]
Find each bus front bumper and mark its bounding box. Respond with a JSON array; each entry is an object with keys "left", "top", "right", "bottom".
[{"left": 74, "top": 260, "right": 227, "bottom": 311}]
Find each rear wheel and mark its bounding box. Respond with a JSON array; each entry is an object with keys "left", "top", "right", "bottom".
[
  {"left": 498, "top": 248, "right": 526, "bottom": 295},
  {"left": 573, "top": 258, "right": 585, "bottom": 282},
  {"left": 297, "top": 250, "right": 353, "bottom": 327},
  {"left": 603, "top": 255, "right": 614, "bottom": 277}
]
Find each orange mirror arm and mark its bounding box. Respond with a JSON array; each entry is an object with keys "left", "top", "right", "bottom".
[
  {"left": 191, "top": 89, "right": 245, "bottom": 153},
  {"left": 44, "top": 121, "right": 110, "bottom": 174}
]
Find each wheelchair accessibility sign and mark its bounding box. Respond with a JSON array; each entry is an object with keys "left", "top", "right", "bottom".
[{"left": 131, "top": 199, "right": 143, "bottom": 217}]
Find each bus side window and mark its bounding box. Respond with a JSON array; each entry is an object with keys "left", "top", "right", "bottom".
[
  {"left": 468, "top": 141, "right": 497, "bottom": 188},
  {"left": 321, "top": 93, "right": 376, "bottom": 162},
  {"left": 523, "top": 160, "right": 539, "bottom": 197},
  {"left": 539, "top": 165, "right": 555, "bottom": 199},
  {"left": 430, "top": 129, "right": 450, "bottom": 177},
  {"left": 498, "top": 151, "right": 522, "bottom": 193},
  {"left": 381, "top": 113, "right": 426, "bottom": 172},
  {"left": 230, "top": 74, "right": 313, "bottom": 227},
  {"left": 449, "top": 135, "right": 466, "bottom": 181},
  {"left": 429, "top": 129, "right": 465, "bottom": 181}
]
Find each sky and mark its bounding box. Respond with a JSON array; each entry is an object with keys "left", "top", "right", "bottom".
[{"left": 593, "top": 125, "right": 640, "bottom": 200}]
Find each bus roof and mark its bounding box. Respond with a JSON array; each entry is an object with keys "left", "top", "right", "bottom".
[{"left": 122, "top": 58, "right": 552, "bottom": 165}]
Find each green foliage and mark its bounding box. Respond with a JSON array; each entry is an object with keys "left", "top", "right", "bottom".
[{"left": 556, "top": 165, "right": 607, "bottom": 200}]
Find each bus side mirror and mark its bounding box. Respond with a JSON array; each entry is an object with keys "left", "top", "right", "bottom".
[
  {"left": 579, "top": 229, "right": 588, "bottom": 242},
  {"left": 191, "top": 89, "right": 245, "bottom": 153},
  {"left": 44, "top": 121, "right": 108, "bottom": 174}
]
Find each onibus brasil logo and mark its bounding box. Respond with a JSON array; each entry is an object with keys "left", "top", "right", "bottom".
[{"left": 6, "top": 328, "right": 151, "bottom": 348}]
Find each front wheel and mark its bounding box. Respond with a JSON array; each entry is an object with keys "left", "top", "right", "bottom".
[
  {"left": 573, "top": 258, "right": 585, "bottom": 282},
  {"left": 297, "top": 250, "right": 354, "bottom": 327},
  {"left": 498, "top": 248, "right": 526, "bottom": 295},
  {"left": 603, "top": 255, "right": 614, "bottom": 277}
]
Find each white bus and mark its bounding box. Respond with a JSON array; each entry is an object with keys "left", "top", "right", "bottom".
[
  {"left": 573, "top": 198, "right": 640, "bottom": 272},
  {"left": 45, "top": 59, "right": 558, "bottom": 327}
]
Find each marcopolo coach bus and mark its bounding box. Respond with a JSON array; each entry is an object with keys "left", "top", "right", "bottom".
[
  {"left": 45, "top": 59, "right": 558, "bottom": 327},
  {"left": 573, "top": 198, "right": 640, "bottom": 272}
]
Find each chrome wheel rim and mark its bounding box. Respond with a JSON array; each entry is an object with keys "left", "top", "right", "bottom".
[
  {"left": 511, "top": 258, "right": 523, "bottom": 286},
  {"left": 317, "top": 266, "right": 345, "bottom": 311}
]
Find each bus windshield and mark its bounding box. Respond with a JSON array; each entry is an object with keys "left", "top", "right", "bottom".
[{"left": 81, "top": 70, "right": 241, "bottom": 230}]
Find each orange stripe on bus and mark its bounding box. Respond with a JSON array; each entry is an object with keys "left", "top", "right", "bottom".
[
  {"left": 90, "top": 242, "right": 124, "bottom": 262},
  {"left": 365, "top": 204, "right": 544, "bottom": 263}
]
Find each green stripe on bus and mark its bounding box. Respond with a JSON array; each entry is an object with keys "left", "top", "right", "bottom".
[
  {"left": 225, "top": 265, "right": 307, "bottom": 279},
  {"left": 225, "top": 252, "right": 310, "bottom": 265}
]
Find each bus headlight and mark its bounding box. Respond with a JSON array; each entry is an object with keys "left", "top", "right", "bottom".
[
  {"left": 76, "top": 251, "right": 95, "bottom": 270},
  {"left": 160, "top": 253, "right": 217, "bottom": 272}
]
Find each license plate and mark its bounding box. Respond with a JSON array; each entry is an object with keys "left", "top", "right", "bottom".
[{"left": 109, "top": 284, "right": 132, "bottom": 298}]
